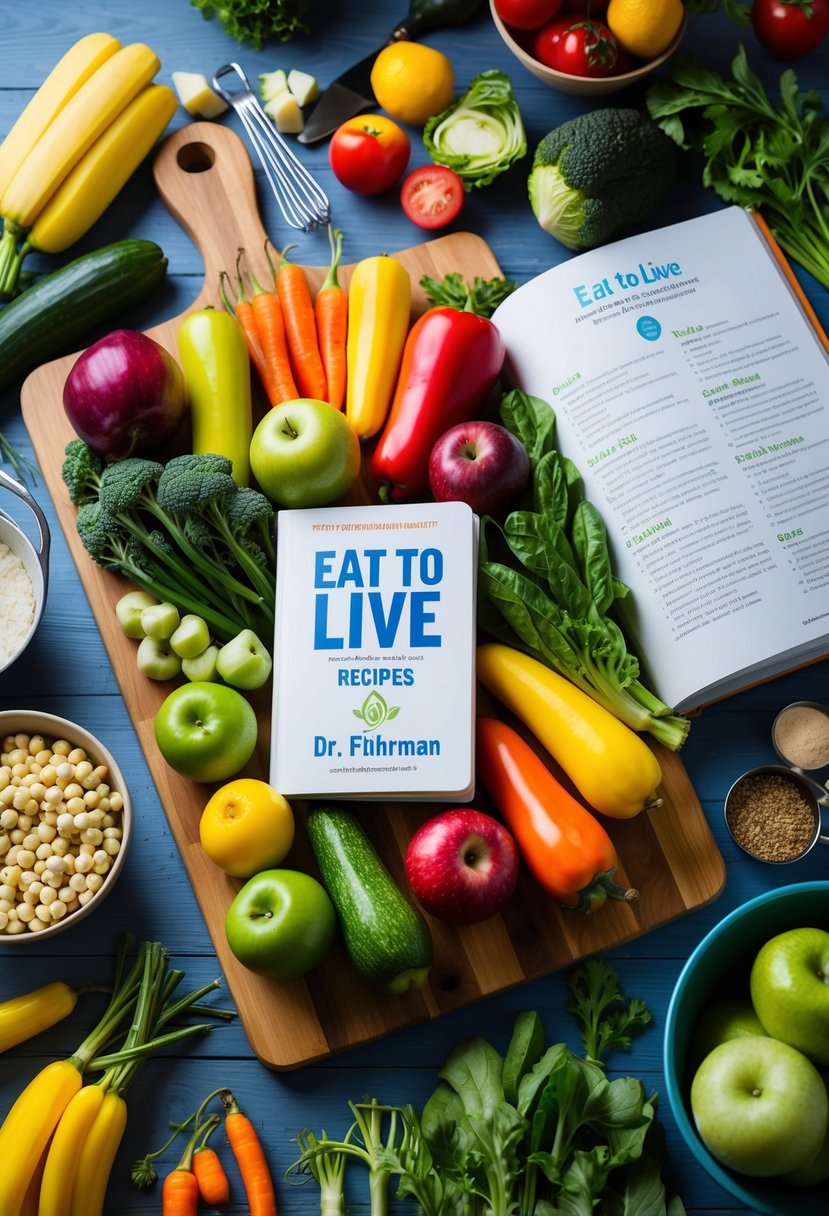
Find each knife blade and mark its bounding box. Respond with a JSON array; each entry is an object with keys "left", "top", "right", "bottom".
[{"left": 298, "top": 0, "right": 485, "bottom": 146}]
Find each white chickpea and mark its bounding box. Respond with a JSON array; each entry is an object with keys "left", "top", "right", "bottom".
[
  {"left": 37, "top": 823, "right": 56, "bottom": 843},
  {"left": 39, "top": 887, "right": 56, "bottom": 906},
  {"left": 85, "top": 872, "right": 104, "bottom": 893},
  {"left": 80, "top": 828, "right": 103, "bottom": 847},
  {"left": 102, "top": 837, "right": 121, "bottom": 857},
  {"left": 45, "top": 855, "right": 66, "bottom": 876},
  {"left": 15, "top": 850, "right": 35, "bottom": 871},
  {"left": 15, "top": 902, "right": 34, "bottom": 922},
  {"left": 72, "top": 812, "right": 89, "bottom": 831},
  {"left": 22, "top": 833, "right": 39, "bottom": 853},
  {"left": 68, "top": 873, "right": 87, "bottom": 893},
  {"left": 51, "top": 837, "right": 69, "bottom": 857},
  {"left": 0, "top": 809, "right": 17, "bottom": 830},
  {"left": 65, "top": 798, "right": 86, "bottom": 817},
  {"left": 49, "top": 900, "right": 67, "bottom": 920},
  {"left": 0, "top": 836, "right": 10, "bottom": 857},
  {"left": 73, "top": 853, "right": 93, "bottom": 875}
]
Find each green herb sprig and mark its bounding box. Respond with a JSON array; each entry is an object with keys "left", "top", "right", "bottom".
[{"left": 189, "top": 0, "right": 309, "bottom": 48}]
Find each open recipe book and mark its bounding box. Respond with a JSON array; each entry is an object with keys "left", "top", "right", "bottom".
[{"left": 492, "top": 206, "right": 829, "bottom": 713}]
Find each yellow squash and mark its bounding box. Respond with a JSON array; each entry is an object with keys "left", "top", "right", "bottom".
[
  {"left": 476, "top": 642, "right": 663, "bottom": 818},
  {"left": 345, "top": 254, "right": 411, "bottom": 439},
  {"left": 29, "top": 84, "right": 177, "bottom": 254},
  {"left": 69, "top": 1090, "right": 127, "bottom": 1216},
  {"left": 177, "top": 308, "right": 253, "bottom": 486},
  {"left": 0, "top": 1058, "right": 83, "bottom": 1215},
  {"left": 38, "top": 1083, "right": 107, "bottom": 1216},
  {"left": 1, "top": 42, "right": 160, "bottom": 231},
  {"left": 0, "top": 980, "right": 78, "bottom": 1053},
  {"left": 0, "top": 32, "right": 121, "bottom": 202}
]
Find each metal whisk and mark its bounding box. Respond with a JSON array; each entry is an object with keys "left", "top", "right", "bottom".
[{"left": 212, "top": 63, "right": 330, "bottom": 233}]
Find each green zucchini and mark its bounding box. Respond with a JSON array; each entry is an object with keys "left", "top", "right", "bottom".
[
  {"left": 306, "top": 804, "right": 432, "bottom": 993},
  {"left": 0, "top": 239, "right": 167, "bottom": 391}
]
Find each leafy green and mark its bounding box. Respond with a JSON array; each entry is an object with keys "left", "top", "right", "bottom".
[
  {"left": 566, "top": 960, "right": 653, "bottom": 1064},
  {"left": 423, "top": 70, "right": 526, "bottom": 190},
  {"left": 189, "top": 0, "right": 308, "bottom": 48},
  {"left": 291, "top": 960, "right": 684, "bottom": 1216},
  {"left": 646, "top": 46, "right": 829, "bottom": 289},
  {"left": 477, "top": 390, "right": 690, "bottom": 750},
  {"left": 420, "top": 271, "right": 518, "bottom": 318}
]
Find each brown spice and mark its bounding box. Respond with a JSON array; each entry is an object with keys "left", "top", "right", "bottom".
[
  {"left": 726, "top": 771, "right": 816, "bottom": 862},
  {"left": 773, "top": 704, "right": 829, "bottom": 770}
]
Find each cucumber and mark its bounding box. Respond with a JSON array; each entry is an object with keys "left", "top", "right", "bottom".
[
  {"left": 0, "top": 239, "right": 167, "bottom": 391},
  {"left": 306, "top": 805, "right": 432, "bottom": 993}
]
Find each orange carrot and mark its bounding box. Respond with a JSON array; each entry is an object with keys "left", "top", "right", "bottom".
[
  {"left": 220, "top": 264, "right": 267, "bottom": 378},
  {"left": 162, "top": 1114, "right": 219, "bottom": 1216},
  {"left": 193, "top": 1117, "right": 231, "bottom": 1207},
  {"left": 221, "top": 1089, "right": 277, "bottom": 1216},
  {"left": 271, "top": 240, "right": 328, "bottom": 402},
  {"left": 250, "top": 277, "right": 299, "bottom": 406},
  {"left": 314, "top": 226, "right": 348, "bottom": 411}
]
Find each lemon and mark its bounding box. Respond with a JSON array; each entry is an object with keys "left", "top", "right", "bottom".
[
  {"left": 370, "top": 42, "right": 454, "bottom": 128},
  {"left": 606, "top": 0, "right": 684, "bottom": 61}
]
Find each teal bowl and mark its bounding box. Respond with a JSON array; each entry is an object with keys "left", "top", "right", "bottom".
[{"left": 664, "top": 881, "right": 829, "bottom": 1215}]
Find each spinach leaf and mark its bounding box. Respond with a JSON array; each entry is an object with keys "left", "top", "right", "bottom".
[{"left": 502, "top": 1010, "right": 546, "bottom": 1106}]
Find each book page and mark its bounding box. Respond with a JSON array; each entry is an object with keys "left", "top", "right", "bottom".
[{"left": 493, "top": 207, "right": 829, "bottom": 710}]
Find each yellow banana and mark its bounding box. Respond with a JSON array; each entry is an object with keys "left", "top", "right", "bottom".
[
  {"left": 39, "top": 1083, "right": 107, "bottom": 1216},
  {"left": 0, "top": 33, "right": 121, "bottom": 202},
  {"left": 0, "top": 1059, "right": 82, "bottom": 1215},
  {"left": 69, "top": 1090, "right": 127, "bottom": 1216},
  {"left": 1, "top": 42, "right": 160, "bottom": 230},
  {"left": 0, "top": 981, "right": 78, "bottom": 1053},
  {"left": 29, "top": 84, "right": 177, "bottom": 254}
]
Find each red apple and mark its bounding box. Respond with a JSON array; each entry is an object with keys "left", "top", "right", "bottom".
[
  {"left": 404, "top": 808, "right": 519, "bottom": 925},
  {"left": 428, "top": 420, "right": 531, "bottom": 515}
]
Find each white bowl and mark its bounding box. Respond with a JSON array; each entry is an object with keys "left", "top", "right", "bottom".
[
  {"left": 0, "top": 470, "right": 50, "bottom": 676},
  {"left": 0, "top": 711, "right": 132, "bottom": 942},
  {"left": 490, "top": 1, "right": 687, "bottom": 96}
]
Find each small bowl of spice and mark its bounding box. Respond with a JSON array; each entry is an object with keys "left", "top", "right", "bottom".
[
  {"left": 772, "top": 700, "right": 829, "bottom": 772},
  {"left": 0, "top": 470, "right": 50, "bottom": 676},
  {"left": 724, "top": 763, "right": 828, "bottom": 864}
]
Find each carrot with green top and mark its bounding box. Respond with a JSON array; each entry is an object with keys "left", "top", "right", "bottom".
[
  {"left": 162, "top": 1114, "right": 220, "bottom": 1216},
  {"left": 193, "top": 1117, "right": 231, "bottom": 1206},
  {"left": 221, "top": 263, "right": 266, "bottom": 376},
  {"left": 221, "top": 1088, "right": 278, "bottom": 1216},
  {"left": 250, "top": 266, "right": 299, "bottom": 406},
  {"left": 271, "top": 240, "right": 328, "bottom": 402},
  {"left": 314, "top": 226, "right": 348, "bottom": 410}
]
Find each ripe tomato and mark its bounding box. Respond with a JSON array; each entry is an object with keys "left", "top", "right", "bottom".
[
  {"left": 400, "top": 165, "right": 465, "bottom": 230},
  {"left": 493, "top": 0, "right": 563, "bottom": 28},
  {"left": 534, "top": 16, "right": 626, "bottom": 75},
  {"left": 751, "top": 0, "right": 829, "bottom": 59},
  {"left": 328, "top": 114, "right": 411, "bottom": 196}
]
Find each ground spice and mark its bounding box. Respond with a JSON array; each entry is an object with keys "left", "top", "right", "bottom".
[
  {"left": 773, "top": 703, "right": 829, "bottom": 770},
  {"left": 726, "top": 771, "right": 816, "bottom": 862}
]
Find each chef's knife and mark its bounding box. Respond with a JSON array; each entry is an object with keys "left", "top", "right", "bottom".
[{"left": 297, "top": 0, "right": 484, "bottom": 145}]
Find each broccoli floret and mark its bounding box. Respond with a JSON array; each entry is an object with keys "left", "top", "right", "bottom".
[
  {"left": 528, "top": 108, "right": 677, "bottom": 251},
  {"left": 98, "top": 457, "right": 165, "bottom": 516},
  {"left": 62, "top": 440, "right": 106, "bottom": 506}
]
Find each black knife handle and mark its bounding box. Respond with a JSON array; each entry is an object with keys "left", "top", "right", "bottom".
[{"left": 390, "top": 0, "right": 484, "bottom": 41}]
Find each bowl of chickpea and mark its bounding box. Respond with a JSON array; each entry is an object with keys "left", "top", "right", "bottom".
[{"left": 0, "top": 712, "right": 132, "bottom": 941}]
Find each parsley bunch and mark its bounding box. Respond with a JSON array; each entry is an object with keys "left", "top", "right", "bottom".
[
  {"left": 189, "top": 0, "right": 309, "bottom": 48},
  {"left": 647, "top": 47, "right": 829, "bottom": 289}
]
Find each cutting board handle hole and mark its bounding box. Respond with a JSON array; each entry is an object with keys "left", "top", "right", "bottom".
[
  {"left": 176, "top": 142, "right": 216, "bottom": 174},
  {"left": 435, "top": 971, "right": 461, "bottom": 992}
]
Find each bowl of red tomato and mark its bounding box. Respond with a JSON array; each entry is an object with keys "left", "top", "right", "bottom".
[{"left": 490, "top": 0, "right": 686, "bottom": 96}]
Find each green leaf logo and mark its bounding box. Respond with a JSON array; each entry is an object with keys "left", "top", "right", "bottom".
[{"left": 352, "top": 690, "right": 400, "bottom": 732}]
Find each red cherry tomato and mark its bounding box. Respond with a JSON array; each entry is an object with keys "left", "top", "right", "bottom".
[
  {"left": 493, "top": 0, "right": 564, "bottom": 28},
  {"left": 400, "top": 165, "right": 465, "bottom": 230},
  {"left": 751, "top": 0, "right": 829, "bottom": 59},
  {"left": 328, "top": 115, "right": 411, "bottom": 196},
  {"left": 534, "top": 16, "right": 626, "bottom": 76}
]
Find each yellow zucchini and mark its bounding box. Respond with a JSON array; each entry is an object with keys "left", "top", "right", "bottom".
[
  {"left": 39, "top": 1083, "right": 107, "bottom": 1216},
  {"left": 345, "top": 254, "right": 411, "bottom": 439},
  {"left": 0, "top": 32, "right": 121, "bottom": 201},
  {"left": 0, "top": 1058, "right": 83, "bottom": 1214},
  {"left": 1, "top": 42, "right": 160, "bottom": 230},
  {"left": 69, "top": 1090, "right": 128, "bottom": 1216},
  {"left": 0, "top": 980, "right": 78, "bottom": 1053},
  {"left": 476, "top": 642, "right": 663, "bottom": 819},
  {"left": 29, "top": 84, "right": 177, "bottom": 254}
]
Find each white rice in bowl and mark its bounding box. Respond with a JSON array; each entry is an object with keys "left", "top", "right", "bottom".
[{"left": 0, "top": 541, "right": 35, "bottom": 665}]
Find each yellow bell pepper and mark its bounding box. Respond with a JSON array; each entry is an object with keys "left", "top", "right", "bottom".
[
  {"left": 177, "top": 308, "right": 253, "bottom": 486},
  {"left": 476, "top": 642, "right": 663, "bottom": 819},
  {"left": 345, "top": 254, "right": 411, "bottom": 439}
]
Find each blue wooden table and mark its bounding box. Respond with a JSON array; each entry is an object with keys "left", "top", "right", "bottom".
[{"left": 1, "top": 3, "right": 827, "bottom": 1212}]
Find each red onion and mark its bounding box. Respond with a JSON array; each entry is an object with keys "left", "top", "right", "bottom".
[{"left": 62, "top": 329, "right": 187, "bottom": 459}]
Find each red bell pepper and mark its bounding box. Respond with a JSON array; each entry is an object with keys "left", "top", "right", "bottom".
[{"left": 369, "top": 274, "right": 512, "bottom": 502}]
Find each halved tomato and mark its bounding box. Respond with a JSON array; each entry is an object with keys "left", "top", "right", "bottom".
[{"left": 400, "top": 165, "right": 465, "bottom": 230}]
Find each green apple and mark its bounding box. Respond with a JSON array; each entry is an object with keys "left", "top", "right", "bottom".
[
  {"left": 116, "top": 590, "right": 158, "bottom": 639},
  {"left": 136, "top": 636, "right": 182, "bottom": 681},
  {"left": 154, "top": 681, "right": 258, "bottom": 782},
  {"left": 691, "top": 998, "right": 766, "bottom": 1069},
  {"left": 690, "top": 1034, "right": 828, "bottom": 1177},
  {"left": 249, "top": 397, "right": 361, "bottom": 508},
  {"left": 785, "top": 1081, "right": 829, "bottom": 1185},
  {"left": 750, "top": 927, "right": 829, "bottom": 1066},
  {"left": 182, "top": 645, "right": 220, "bottom": 683},
  {"left": 216, "top": 629, "right": 273, "bottom": 690},
  {"left": 141, "top": 601, "right": 181, "bottom": 640},
  {"left": 170, "top": 613, "right": 211, "bottom": 659},
  {"left": 225, "top": 868, "right": 336, "bottom": 980}
]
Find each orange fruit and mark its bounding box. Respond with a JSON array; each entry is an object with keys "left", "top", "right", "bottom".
[
  {"left": 606, "top": 0, "right": 684, "bottom": 60},
  {"left": 199, "top": 778, "right": 294, "bottom": 878},
  {"left": 370, "top": 42, "right": 454, "bottom": 127}
]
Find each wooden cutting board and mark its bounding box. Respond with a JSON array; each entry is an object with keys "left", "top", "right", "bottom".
[{"left": 20, "top": 122, "right": 725, "bottom": 1070}]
